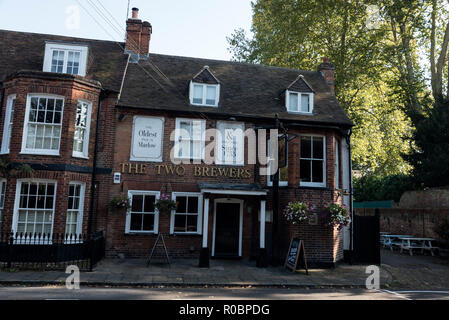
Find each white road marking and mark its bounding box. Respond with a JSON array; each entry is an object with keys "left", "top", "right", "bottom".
[{"left": 377, "top": 289, "right": 412, "bottom": 300}]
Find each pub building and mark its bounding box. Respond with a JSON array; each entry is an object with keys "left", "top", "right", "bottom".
[{"left": 0, "top": 8, "right": 353, "bottom": 268}]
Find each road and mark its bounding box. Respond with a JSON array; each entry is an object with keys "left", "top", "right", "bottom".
[{"left": 0, "top": 286, "right": 448, "bottom": 300}]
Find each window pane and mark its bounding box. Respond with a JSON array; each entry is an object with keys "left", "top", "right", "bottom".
[
  {"left": 300, "top": 160, "right": 311, "bottom": 183},
  {"left": 174, "top": 215, "right": 186, "bottom": 232},
  {"left": 130, "top": 213, "right": 142, "bottom": 231},
  {"left": 187, "top": 197, "right": 199, "bottom": 214},
  {"left": 312, "top": 160, "right": 324, "bottom": 183},
  {"left": 142, "top": 214, "right": 155, "bottom": 231},
  {"left": 193, "top": 85, "right": 203, "bottom": 104},
  {"left": 187, "top": 215, "right": 198, "bottom": 232},
  {"left": 144, "top": 195, "right": 155, "bottom": 212},
  {"left": 176, "top": 197, "right": 187, "bottom": 213},
  {"left": 289, "top": 93, "right": 299, "bottom": 111},
  {"left": 280, "top": 167, "right": 289, "bottom": 182},
  {"left": 301, "top": 137, "right": 311, "bottom": 159},
  {"left": 301, "top": 94, "right": 310, "bottom": 112},
  {"left": 131, "top": 195, "right": 143, "bottom": 212},
  {"left": 206, "top": 86, "right": 216, "bottom": 105},
  {"left": 313, "top": 137, "right": 324, "bottom": 159}
]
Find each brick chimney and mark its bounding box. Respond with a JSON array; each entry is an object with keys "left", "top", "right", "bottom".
[
  {"left": 318, "top": 58, "right": 335, "bottom": 94},
  {"left": 125, "top": 8, "right": 152, "bottom": 58}
]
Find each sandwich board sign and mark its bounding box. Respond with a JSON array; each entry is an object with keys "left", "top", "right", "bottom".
[{"left": 285, "top": 238, "right": 309, "bottom": 275}]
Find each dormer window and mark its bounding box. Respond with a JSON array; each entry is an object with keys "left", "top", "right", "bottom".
[
  {"left": 285, "top": 75, "right": 314, "bottom": 114},
  {"left": 43, "top": 43, "right": 88, "bottom": 76},
  {"left": 189, "top": 66, "right": 220, "bottom": 107}
]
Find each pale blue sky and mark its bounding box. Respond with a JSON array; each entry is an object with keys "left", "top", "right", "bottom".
[{"left": 0, "top": 0, "right": 253, "bottom": 60}]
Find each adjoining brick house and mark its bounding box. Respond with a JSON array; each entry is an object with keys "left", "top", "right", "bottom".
[{"left": 0, "top": 8, "right": 353, "bottom": 268}]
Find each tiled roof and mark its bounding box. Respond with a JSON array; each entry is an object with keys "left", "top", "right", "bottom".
[
  {"left": 0, "top": 29, "right": 128, "bottom": 92},
  {"left": 118, "top": 54, "right": 353, "bottom": 127}
]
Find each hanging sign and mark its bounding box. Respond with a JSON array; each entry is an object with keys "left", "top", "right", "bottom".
[{"left": 130, "top": 116, "right": 164, "bottom": 162}]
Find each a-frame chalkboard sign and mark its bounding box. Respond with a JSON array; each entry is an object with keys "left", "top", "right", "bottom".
[
  {"left": 147, "top": 233, "right": 171, "bottom": 267},
  {"left": 284, "top": 238, "right": 308, "bottom": 275}
]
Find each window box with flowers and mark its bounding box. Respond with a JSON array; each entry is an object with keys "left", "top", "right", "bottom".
[
  {"left": 109, "top": 195, "right": 131, "bottom": 212},
  {"left": 155, "top": 193, "right": 177, "bottom": 215},
  {"left": 321, "top": 203, "right": 351, "bottom": 230},
  {"left": 283, "top": 201, "right": 314, "bottom": 225}
]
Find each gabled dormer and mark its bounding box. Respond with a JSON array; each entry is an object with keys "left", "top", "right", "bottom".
[
  {"left": 189, "top": 66, "right": 220, "bottom": 107},
  {"left": 285, "top": 75, "right": 314, "bottom": 114},
  {"left": 43, "top": 42, "right": 89, "bottom": 77}
]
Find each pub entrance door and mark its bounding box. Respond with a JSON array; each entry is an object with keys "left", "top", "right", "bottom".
[{"left": 213, "top": 199, "right": 243, "bottom": 258}]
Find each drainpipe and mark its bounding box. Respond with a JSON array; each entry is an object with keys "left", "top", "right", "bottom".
[{"left": 87, "top": 90, "right": 105, "bottom": 237}]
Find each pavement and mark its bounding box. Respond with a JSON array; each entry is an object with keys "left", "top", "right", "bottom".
[{"left": 0, "top": 258, "right": 391, "bottom": 288}]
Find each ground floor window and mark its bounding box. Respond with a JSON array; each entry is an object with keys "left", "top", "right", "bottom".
[
  {"left": 66, "top": 183, "right": 85, "bottom": 236},
  {"left": 0, "top": 180, "right": 6, "bottom": 235},
  {"left": 126, "top": 191, "right": 160, "bottom": 234},
  {"left": 170, "top": 193, "right": 203, "bottom": 234},
  {"left": 13, "top": 180, "right": 56, "bottom": 236}
]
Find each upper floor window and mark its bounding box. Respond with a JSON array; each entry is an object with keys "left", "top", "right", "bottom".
[
  {"left": 21, "top": 95, "right": 64, "bottom": 156},
  {"left": 287, "top": 91, "right": 314, "bottom": 113},
  {"left": 43, "top": 43, "right": 88, "bottom": 76},
  {"left": 300, "top": 135, "right": 326, "bottom": 188},
  {"left": 190, "top": 82, "right": 220, "bottom": 107},
  {"left": 73, "top": 100, "right": 92, "bottom": 159},
  {"left": 1, "top": 95, "right": 16, "bottom": 154},
  {"left": 216, "top": 121, "right": 245, "bottom": 166},
  {"left": 174, "top": 118, "right": 206, "bottom": 160},
  {"left": 267, "top": 137, "right": 288, "bottom": 187},
  {"left": 335, "top": 140, "right": 340, "bottom": 189}
]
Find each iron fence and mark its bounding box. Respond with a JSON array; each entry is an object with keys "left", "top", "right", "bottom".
[{"left": 0, "top": 231, "right": 105, "bottom": 271}]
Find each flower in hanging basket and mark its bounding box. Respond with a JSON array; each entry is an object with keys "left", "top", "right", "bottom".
[
  {"left": 322, "top": 203, "right": 351, "bottom": 230},
  {"left": 155, "top": 194, "right": 177, "bottom": 214},
  {"left": 109, "top": 195, "right": 131, "bottom": 212},
  {"left": 283, "top": 201, "right": 314, "bottom": 225}
]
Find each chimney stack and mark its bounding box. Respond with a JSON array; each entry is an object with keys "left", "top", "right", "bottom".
[
  {"left": 125, "top": 8, "right": 152, "bottom": 59},
  {"left": 318, "top": 58, "right": 335, "bottom": 94}
]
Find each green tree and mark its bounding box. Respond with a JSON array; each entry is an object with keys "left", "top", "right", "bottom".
[{"left": 228, "top": 0, "right": 413, "bottom": 175}]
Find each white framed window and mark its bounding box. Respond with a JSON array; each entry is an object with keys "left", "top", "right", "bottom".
[
  {"left": 286, "top": 91, "right": 314, "bottom": 114},
  {"left": 43, "top": 43, "right": 88, "bottom": 76},
  {"left": 12, "top": 180, "right": 56, "bottom": 238},
  {"left": 72, "top": 100, "right": 92, "bottom": 158},
  {"left": 216, "top": 121, "right": 245, "bottom": 166},
  {"left": 126, "top": 191, "right": 160, "bottom": 234},
  {"left": 21, "top": 94, "right": 64, "bottom": 156},
  {"left": 0, "top": 179, "right": 6, "bottom": 233},
  {"left": 300, "top": 135, "right": 326, "bottom": 188},
  {"left": 335, "top": 140, "right": 340, "bottom": 189},
  {"left": 267, "top": 137, "right": 288, "bottom": 187},
  {"left": 1, "top": 95, "right": 16, "bottom": 154},
  {"left": 66, "top": 183, "right": 85, "bottom": 236},
  {"left": 174, "top": 118, "right": 206, "bottom": 160},
  {"left": 170, "top": 193, "right": 203, "bottom": 235},
  {"left": 189, "top": 82, "right": 220, "bottom": 107}
]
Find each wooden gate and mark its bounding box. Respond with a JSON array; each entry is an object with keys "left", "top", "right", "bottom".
[{"left": 353, "top": 209, "right": 381, "bottom": 264}]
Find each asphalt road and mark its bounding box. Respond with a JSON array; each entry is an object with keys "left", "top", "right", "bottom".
[{"left": 0, "top": 286, "right": 448, "bottom": 300}]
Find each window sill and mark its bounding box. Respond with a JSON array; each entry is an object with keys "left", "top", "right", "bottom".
[
  {"left": 298, "top": 185, "right": 328, "bottom": 191},
  {"left": 286, "top": 111, "right": 314, "bottom": 115},
  {"left": 72, "top": 154, "right": 90, "bottom": 160},
  {"left": 125, "top": 232, "right": 157, "bottom": 235},
  {"left": 171, "top": 232, "right": 202, "bottom": 236},
  {"left": 20, "top": 151, "right": 60, "bottom": 157}
]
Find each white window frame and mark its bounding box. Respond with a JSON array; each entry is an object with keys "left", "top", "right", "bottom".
[
  {"left": 189, "top": 81, "right": 220, "bottom": 107},
  {"left": 300, "top": 135, "right": 326, "bottom": 188},
  {"left": 216, "top": 121, "right": 245, "bottom": 166},
  {"left": 0, "top": 179, "right": 6, "bottom": 233},
  {"left": 335, "top": 140, "right": 340, "bottom": 190},
  {"left": 174, "top": 118, "right": 206, "bottom": 161},
  {"left": 21, "top": 94, "right": 64, "bottom": 156},
  {"left": 11, "top": 179, "right": 57, "bottom": 242},
  {"left": 72, "top": 100, "right": 92, "bottom": 159},
  {"left": 1, "top": 94, "right": 16, "bottom": 154},
  {"left": 66, "top": 182, "right": 85, "bottom": 237},
  {"left": 125, "top": 191, "right": 160, "bottom": 234},
  {"left": 286, "top": 90, "right": 314, "bottom": 114},
  {"left": 170, "top": 192, "right": 203, "bottom": 235},
  {"left": 43, "top": 43, "right": 88, "bottom": 76},
  {"left": 267, "top": 136, "right": 288, "bottom": 187}
]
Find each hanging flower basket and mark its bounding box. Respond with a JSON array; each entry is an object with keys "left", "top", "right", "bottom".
[
  {"left": 322, "top": 203, "right": 351, "bottom": 230},
  {"left": 283, "top": 201, "right": 314, "bottom": 225},
  {"left": 109, "top": 195, "right": 131, "bottom": 212},
  {"left": 155, "top": 193, "right": 177, "bottom": 215}
]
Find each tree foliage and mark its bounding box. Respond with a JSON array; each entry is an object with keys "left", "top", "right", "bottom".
[{"left": 353, "top": 174, "right": 417, "bottom": 202}]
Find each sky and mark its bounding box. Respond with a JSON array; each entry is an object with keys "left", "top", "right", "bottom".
[{"left": 0, "top": 0, "right": 253, "bottom": 61}]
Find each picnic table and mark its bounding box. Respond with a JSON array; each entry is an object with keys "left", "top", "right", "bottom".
[
  {"left": 400, "top": 237, "right": 438, "bottom": 256},
  {"left": 381, "top": 234, "right": 412, "bottom": 251}
]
